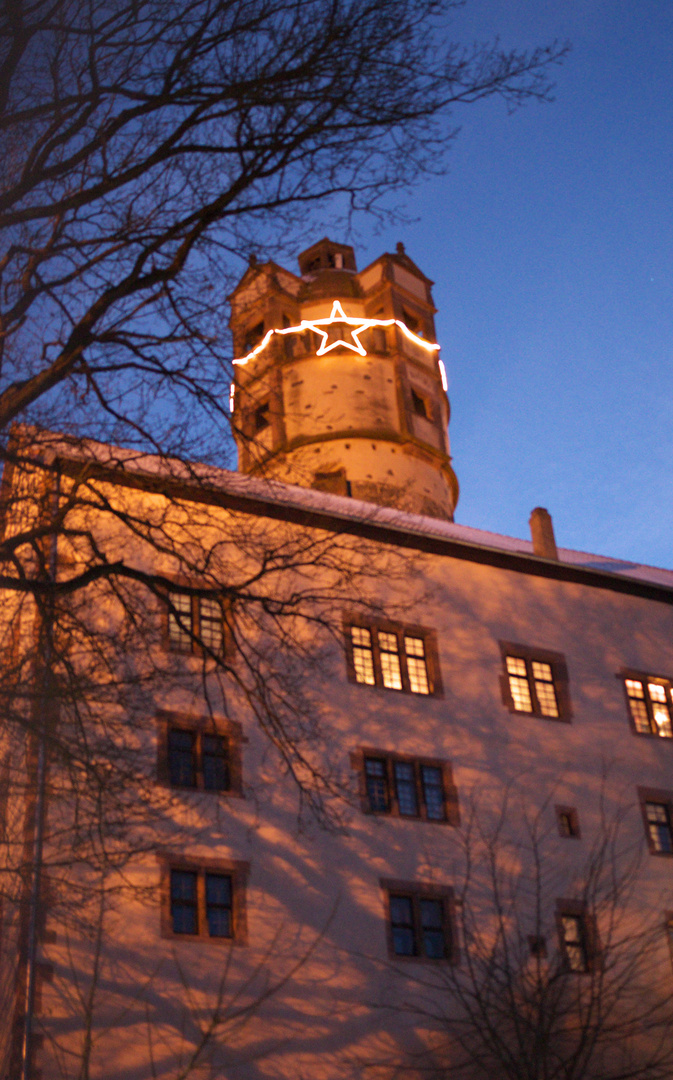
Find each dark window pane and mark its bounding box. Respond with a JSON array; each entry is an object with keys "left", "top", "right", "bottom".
[
  {"left": 170, "top": 870, "right": 198, "bottom": 934},
  {"left": 168, "top": 729, "right": 196, "bottom": 788},
  {"left": 202, "top": 734, "right": 230, "bottom": 791},
  {"left": 390, "top": 895, "right": 416, "bottom": 956},
  {"left": 365, "top": 758, "right": 389, "bottom": 812},
  {"left": 205, "top": 873, "right": 232, "bottom": 938},
  {"left": 420, "top": 898, "right": 445, "bottom": 958},
  {"left": 421, "top": 765, "right": 445, "bottom": 820},
  {"left": 394, "top": 762, "right": 418, "bottom": 816}
]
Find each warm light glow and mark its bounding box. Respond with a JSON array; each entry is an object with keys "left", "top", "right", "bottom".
[
  {"left": 438, "top": 359, "right": 448, "bottom": 392},
  {"left": 233, "top": 301, "right": 441, "bottom": 365},
  {"left": 229, "top": 383, "right": 235, "bottom": 413}
]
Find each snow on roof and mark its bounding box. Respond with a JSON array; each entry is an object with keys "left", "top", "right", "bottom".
[{"left": 20, "top": 427, "right": 673, "bottom": 591}]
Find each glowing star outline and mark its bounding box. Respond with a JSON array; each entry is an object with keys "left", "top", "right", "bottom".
[
  {"left": 301, "top": 300, "right": 369, "bottom": 356},
  {"left": 232, "top": 302, "right": 442, "bottom": 366}
]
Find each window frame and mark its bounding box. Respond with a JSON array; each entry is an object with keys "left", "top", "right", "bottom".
[
  {"left": 156, "top": 710, "right": 244, "bottom": 797},
  {"left": 380, "top": 879, "right": 458, "bottom": 964},
  {"left": 159, "top": 855, "right": 249, "bottom": 944},
  {"left": 619, "top": 670, "right": 673, "bottom": 740},
  {"left": 162, "top": 585, "right": 229, "bottom": 658},
  {"left": 555, "top": 900, "right": 599, "bottom": 973},
  {"left": 555, "top": 805, "right": 581, "bottom": 839},
  {"left": 352, "top": 748, "right": 459, "bottom": 825},
  {"left": 638, "top": 787, "right": 673, "bottom": 856},
  {"left": 499, "top": 641, "right": 572, "bottom": 722},
  {"left": 344, "top": 618, "right": 443, "bottom": 698}
]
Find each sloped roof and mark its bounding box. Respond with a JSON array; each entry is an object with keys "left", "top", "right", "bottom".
[{"left": 20, "top": 428, "right": 672, "bottom": 600}]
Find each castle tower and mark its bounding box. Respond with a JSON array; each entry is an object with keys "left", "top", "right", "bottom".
[{"left": 229, "top": 238, "right": 459, "bottom": 520}]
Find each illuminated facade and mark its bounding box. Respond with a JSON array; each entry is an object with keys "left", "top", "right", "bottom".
[
  {"left": 3, "top": 241, "right": 673, "bottom": 1080},
  {"left": 229, "top": 237, "right": 458, "bottom": 519}
]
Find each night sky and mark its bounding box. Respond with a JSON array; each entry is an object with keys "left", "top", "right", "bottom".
[{"left": 355, "top": 1, "right": 673, "bottom": 569}]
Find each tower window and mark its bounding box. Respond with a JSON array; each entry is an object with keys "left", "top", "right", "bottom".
[
  {"left": 411, "top": 389, "right": 429, "bottom": 419},
  {"left": 243, "top": 321, "right": 265, "bottom": 352},
  {"left": 254, "top": 402, "right": 270, "bottom": 431}
]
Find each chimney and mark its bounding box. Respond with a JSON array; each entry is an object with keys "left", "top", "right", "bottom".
[{"left": 529, "top": 507, "right": 558, "bottom": 560}]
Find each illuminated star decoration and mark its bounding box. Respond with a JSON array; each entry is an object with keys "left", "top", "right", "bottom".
[
  {"left": 232, "top": 301, "right": 441, "bottom": 366},
  {"left": 302, "top": 300, "right": 368, "bottom": 356}
]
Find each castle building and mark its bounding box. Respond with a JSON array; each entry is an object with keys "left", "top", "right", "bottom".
[{"left": 2, "top": 240, "right": 673, "bottom": 1080}]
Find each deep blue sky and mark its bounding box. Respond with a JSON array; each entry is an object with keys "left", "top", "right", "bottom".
[{"left": 355, "top": 1, "right": 673, "bottom": 568}]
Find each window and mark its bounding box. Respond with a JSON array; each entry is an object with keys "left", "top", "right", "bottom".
[
  {"left": 500, "top": 643, "right": 571, "bottom": 721},
  {"left": 382, "top": 881, "right": 456, "bottom": 961},
  {"left": 645, "top": 802, "right": 673, "bottom": 854},
  {"left": 157, "top": 711, "right": 243, "bottom": 797},
  {"left": 623, "top": 674, "right": 673, "bottom": 738},
  {"left": 161, "top": 858, "right": 248, "bottom": 942},
  {"left": 166, "top": 589, "right": 226, "bottom": 656},
  {"left": 356, "top": 750, "right": 459, "bottom": 824},
  {"left": 559, "top": 912, "right": 589, "bottom": 972},
  {"left": 167, "top": 729, "right": 230, "bottom": 791},
  {"left": 411, "top": 388, "right": 429, "bottom": 419},
  {"left": 254, "top": 402, "right": 270, "bottom": 432},
  {"left": 556, "top": 805, "right": 581, "bottom": 838},
  {"left": 638, "top": 789, "right": 673, "bottom": 855},
  {"left": 243, "top": 320, "right": 264, "bottom": 353},
  {"left": 346, "top": 621, "right": 442, "bottom": 697},
  {"left": 555, "top": 900, "right": 597, "bottom": 973}
]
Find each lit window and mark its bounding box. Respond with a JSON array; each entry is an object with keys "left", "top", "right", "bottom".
[
  {"left": 166, "top": 590, "right": 225, "bottom": 656},
  {"left": 351, "top": 627, "right": 375, "bottom": 685},
  {"left": 199, "top": 598, "right": 224, "bottom": 654},
  {"left": 168, "top": 592, "right": 192, "bottom": 652},
  {"left": 645, "top": 801, "right": 673, "bottom": 854},
  {"left": 347, "top": 622, "right": 438, "bottom": 696},
  {"left": 559, "top": 912, "right": 589, "bottom": 972},
  {"left": 502, "top": 647, "right": 568, "bottom": 720},
  {"left": 360, "top": 752, "right": 458, "bottom": 824},
  {"left": 378, "top": 631, "right": 403, "bottom": 690},
  {"left": 386, "top": 887, "right": 453, "bottom": 960},
  {"left": 624, "top": 677, "right": 673, "bottom": 738},
  {"left": 405, "top": 637, "right": 429, "bottom": 694}
]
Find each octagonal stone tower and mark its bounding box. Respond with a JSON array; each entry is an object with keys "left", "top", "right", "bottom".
[{"left": 229, "top": 238, "right": 459, "bottom": 520}]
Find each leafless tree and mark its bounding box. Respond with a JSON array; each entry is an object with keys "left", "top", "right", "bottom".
[
  {"left": 0, "top": 6, "right": 567, "bottom": 1073},
  {"left": 389, "top": 794, "right": 673, "bottom": 1080}
]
